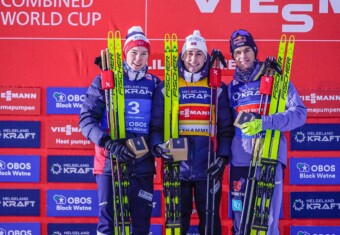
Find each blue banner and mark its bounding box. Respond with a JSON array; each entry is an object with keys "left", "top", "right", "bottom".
[
  {"left": 0, "top": 121, "right": 40, "bottom": 148},
  {"left": 290, "top": 226, "right": 340, "bottom": 235},
  {"left": 0, "top": 155, "right": 40, "bottom": 182},
  {"left": 290, "top": 157, "right": 340, "bottom": 185},
  {"left": 0, "top": 189, "right": 40, "bottom": 216},
  {"left": 47, "top": 190, "right": 98, "bottom": 217},
  {"left": 291, "top": 192, "right": 340, "bottom": 218},
  {"left": 46, "top": 87, "right": 87, "bottom": 114},
  {"left": 48, "top": 223, "right": 96, "bottom": 235},
  {"left": 47, "top": 155, "right": 94, "bottom": 183},
  {"left": 291, "top": 124, "right": 340, "bottom": 150},
  {"left": 0, "top": 223, "right": 40, "bottom": 235}
]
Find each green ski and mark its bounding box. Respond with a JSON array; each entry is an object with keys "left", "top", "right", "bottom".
[
  {"left": 250, "top": 35, "right": 295, "bottom": 235},
  {"left": 163, "top": 33, "right": 181, "bottom": 235}
]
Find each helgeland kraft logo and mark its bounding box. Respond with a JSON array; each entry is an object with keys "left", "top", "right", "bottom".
[
  {"left": 291, "top": 192, "right": 340, "bottom": 218},
  {"left": 291, "top": 124, "right": 340, "bottom": 150}
]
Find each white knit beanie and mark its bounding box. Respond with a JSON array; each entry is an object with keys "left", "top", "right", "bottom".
[
  {"left": 182, "top": 30, "right": 207, "bottom": 58},
  {"left": 123, "top": 26, "right": 150, "bottom": 56}
]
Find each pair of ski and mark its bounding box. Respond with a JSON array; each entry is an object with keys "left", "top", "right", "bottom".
[
  {"left": 163, "top": 34, "right": 225, "bottom": 235},
  {"left": 101, "top": 31, "right": 130, "bottom": 235},
  {"left": 238, "top": 34, "right": 295, "bottom": 235},
  {"left": 163, "top": 33, "right": 182, "bottom": 235}
]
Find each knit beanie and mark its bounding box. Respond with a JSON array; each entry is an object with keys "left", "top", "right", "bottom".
[
  {"left": 230, "top": 29, "right": 257, "bottom": 59},
  {"left": 123, "top": 26, "right": 150, "bottom": 56},
  {"left": 182, "top": 30, "right": 208, "bottom": 59}
]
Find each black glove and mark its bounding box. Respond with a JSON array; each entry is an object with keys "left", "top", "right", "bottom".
[
  {"left": 154, "top": 142, "right": 174, "bottom": 163},
  {"left": 105, "top": 139, "right": 135, "bottom": 162},
  {"left": 209, "top": 49, "right": 227, "bottom": 68},
  {"left": 206, "top": 156, "right": 229, "bottom": 180}
]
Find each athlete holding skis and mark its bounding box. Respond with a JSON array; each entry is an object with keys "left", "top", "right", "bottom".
[
  {"left": 227, "top": 29, "right": 306, "bottom": 235},
  {"left": 150, "top": 30, "right": 234, "bottom": 235},
  {"left": 79, "top": 26, "right": 160, "bottom": 235}
]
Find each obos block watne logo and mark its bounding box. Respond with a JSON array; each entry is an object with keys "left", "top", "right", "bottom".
[
  {"left": 47, "top": 190, "right": 97, "bottom": 216},
  {"left": 290, "top": 157, "right": 339, "bottom": 185},
  {"left": 47, "top": 87, "right": 87, "bottom": 114}
]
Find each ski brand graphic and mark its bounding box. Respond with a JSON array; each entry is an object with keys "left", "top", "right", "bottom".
[
  {"left": 47, "top": 87, "right": 87, "bottom": 114},
  {"left": 290, "top": 158, "right": 339, "bottom": 185},
  {"left": 0, "top": 155, "right": 40, "bottom": 182},
  {"left": 291, "top": 192, "right": 340, "bottom": 218},
  {"left": 47, "top": 190, "right": 97, "bottom": 217},
  {"left": 291, "top": 124, "right": 340, "bottom": 150}
]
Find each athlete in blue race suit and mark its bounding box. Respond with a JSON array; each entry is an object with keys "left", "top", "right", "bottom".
[
  {"left": 227, "top": 29, "right": 307, "bottom": 235},
  {"left": 150, "top": 30, "right": 234, "bottom": 235},
  {"left": 79, "top": 26, "right": 160, "bottom": 235}
]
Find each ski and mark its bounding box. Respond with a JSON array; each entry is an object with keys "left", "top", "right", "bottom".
[
  {"left": 249, "top": 35, "right": 295, "bottom": 235},
  {"left": 163, "top": 33, "right": 181, "bottom": 235},
  {"left": 105, "top": 30, "right": 130, "bottom": 235}
]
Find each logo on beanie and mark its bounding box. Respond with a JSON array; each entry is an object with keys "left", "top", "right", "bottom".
[
  {"left": 190, "top": 42, "right": 197, "bottom": 46},
  {"left": 233, "top": 35, "right": 247, "bottom": 47}
]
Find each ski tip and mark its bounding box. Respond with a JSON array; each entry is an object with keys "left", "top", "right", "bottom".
[
  {"left": 171, "top": 33, "right": 178, "bottom": 41},
  {"left": 164, "top": 34, "right": 171, "bottom": 40},
  {"left": 288, "top": 35, "right": 295, "bottom": 43},
  {"left": 107, "top": 31, "right": 114, "bottom": 38},
  {"left": 280, "top": 34, "right": 287, "bottom": 42},
  {"left": 115, "top": 30, "right": 121, "bottom": 39}
]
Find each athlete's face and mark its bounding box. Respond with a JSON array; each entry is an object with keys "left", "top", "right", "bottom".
[
  {"left": 233, "top": 46, "right": 256, "bottom": 71},
  {"left": 126, "top": 46, "right": 149, "bottom": 71},
  {"left": 182, "top": 49, "right": 207, "bottom": 73}
]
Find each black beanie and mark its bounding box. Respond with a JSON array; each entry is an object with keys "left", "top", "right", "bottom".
[{"left": 230, "top": 29, "right": 257, "bottom": 59}]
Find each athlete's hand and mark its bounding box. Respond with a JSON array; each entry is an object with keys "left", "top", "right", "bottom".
[
  {"left": 105, "top": 139, "right": 135, "bottom": 162},
  {"left": 154, "top": 142, "right": 174, "bottom": 163},
  {"left": 206, "top": 156, "right": 229, "bottom": 180},
  {"left": 241, "top": 118, "right": 263, "bottom": 136}
]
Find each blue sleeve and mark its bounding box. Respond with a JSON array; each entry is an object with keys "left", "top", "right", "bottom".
[
  {"left": 262, "top": 82, "right": 307, "bottom": 131},
  {"left": 217, "top": 83, "right": 235, "bottom": 157},
  {"left": 79, "top": 75, "right": 110, "bottom": 147},
  {"left": 150, "top": 81, "right": 165, "bottom": 155}
]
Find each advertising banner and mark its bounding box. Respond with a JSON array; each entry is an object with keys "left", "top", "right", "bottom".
[
  {"left": 0, "top": 189, "right": 40, "bottom": 216},
  {"left": 0, "top": 87, "right": 41, "bottom": 115},
  {"left": 46, "top": 87, "right": 87, "bottom": 114},
  {"left": 291, "top": 124, "right": 340, "bottom": 151},
  {"left": 47, "top": 189, "right": 98, "bottom": 217},
  {"left": 290, "top": 226, "right": 340, "bottom": 235},
  {"left": 0, "top": 223, "right": 40, "bottom": 235},
  {"left": 290, "top": 157, "right": 340, "bottom": 185},
  {"left": 46, "top": 119, "right": 93, "bottom": 149},
  {"left": 291, "top": 192, "right": 340, "bottom": 218},
  {"left": 47, "top": 155, "right": 94, "bottom": 183},
  {"left": 0, "top": 155, "right": 40, "bottom": 182},
  {"left": 48, "top": 223, "right": 96, "bottom": 235},
  {"left": 0, "top": 121, "right": 40, "bottom": 148}
]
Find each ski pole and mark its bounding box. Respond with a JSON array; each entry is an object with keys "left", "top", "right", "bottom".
[{"left": 205, "top": 49, "right": 225, "bottom": 235}]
